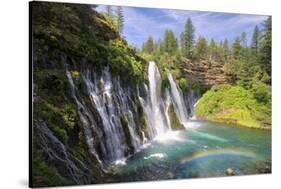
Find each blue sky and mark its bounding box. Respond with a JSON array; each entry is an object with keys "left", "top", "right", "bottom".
[{"left": 95, "top": 5, "right": 268, "bottom": 48}]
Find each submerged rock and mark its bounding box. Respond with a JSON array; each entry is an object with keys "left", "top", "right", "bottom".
[
  {"left": 225, "top": 168, "right": 235, "bottom": 176},
  {"left": 256, "top": 161, "right": 271, "bottom": 174}
]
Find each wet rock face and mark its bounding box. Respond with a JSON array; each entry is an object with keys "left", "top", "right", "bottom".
[{"left": 183, "top": 60, "right": 227, "bottom": 87}]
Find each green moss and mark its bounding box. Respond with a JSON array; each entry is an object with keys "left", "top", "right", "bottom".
[
  {"left": 32, "top": 149, "right": 73, "bottom": 187},
  {"left": 196, "top": 84, "right": 271, "bottom": 129},
  {"left": 141, "top": 114, "right": 149, "bottom": 137},
  {"left": 177, "top": 78, "right": 188, "bottom": 92},
  {"left": 34, "top": 100, "right": 69, "bottom": 143},
  {"left": 71, "top": 70, "right": 80, "bottom": 80},
  {"left": 168, "top": 104, "right": 185, "bottom": 130},
  {"left": 120, "top": 116, "right": 134, "bottom": 155},
  {"left": 63, "top": 104, "right": 77, "bottom": 130}
]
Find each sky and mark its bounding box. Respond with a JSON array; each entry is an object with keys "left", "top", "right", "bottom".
[{"left": 95, "top": 5, "right": 268, "bottom": 48}]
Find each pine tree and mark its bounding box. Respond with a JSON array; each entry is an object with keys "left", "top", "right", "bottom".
[
  {"left": 180, "top": 32, "right": 186, "bottom": 55},
  {"left": 194, "top": 36, "right": 208, "bottom": 60},
  {"left": 183, "top": 18, "right": 195, "bottom": 59},
  {"left": 232, "top": 37, "right": 242, "bottom": 60},
  {"left": 260, "top": 17, "right": 272, "bottom": 76},
  {"left": 240, "top": 32, "right": 249, "bottom": 61},
  {"left": 209, "top": 39, "right": 218, "bottom": 61},
  {"left": 143, "top": 36, "right": 154, "bottom": 54},
  {"left": 240, "top": 32, "right": 247, "bottom": 48},
  {"left": 222, "top": 38, "right": 229, "bottom": 62},
  {"left": 163, "top": 29, "right": 178, "bottom": 54},
  {"left": 106, "top": 5, "right": 113, "bottom": 18},
  {"left": 116, "top": 6, "right": 124, "bottom": 34},
  {"left": 251, "top": 25, "right": 261, "bottom": 58}
]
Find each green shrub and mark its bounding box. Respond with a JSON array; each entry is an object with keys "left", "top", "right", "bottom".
[{"left": 196, "top": 84, "right": 271, "bottom": 128}]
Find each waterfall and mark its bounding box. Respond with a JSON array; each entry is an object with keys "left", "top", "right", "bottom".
[
  {"left": 66, "top": 69, "right": 105, "bottom": 167},
  {"left": 139, "top": 61, "right": 171, "bottom": 139},
  {"left": 167, "top": 72, "right": 189, "bottom": 123},
  {"left": 65, "top": 61, "right": 199, "bottom": 166},
  {"left": 67, "top": 66, "right": 142, "bottom": 165},
  {"left": 184, "top": 89, "right": 201, "bottom": 119}
]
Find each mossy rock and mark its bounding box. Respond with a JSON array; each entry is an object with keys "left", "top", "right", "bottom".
[
  {"left": 168, "top": 104, "right": 185, "bottom": 130},
  {"left": 120, "top": 116, "right": 134, "bottom": 155}
]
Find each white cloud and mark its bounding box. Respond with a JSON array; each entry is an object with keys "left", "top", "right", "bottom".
[{"left": 95, "top": 5, "right": 268, "bottom": 46}]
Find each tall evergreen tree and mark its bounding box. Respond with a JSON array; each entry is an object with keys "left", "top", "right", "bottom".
[
  {"left": 163, "top": 29, "right": 178, "bottom": 54},
  {"left": 232, "top": 37, "right": 242, "bottom": 60},
  {"left": 116, "top": 6, "right": 124, "bottom": 34},
  {"left": 260, "top": 17, "right": 272, "bottom": 76},
  {"left": 222, "top": 38, "right": 229, "bottom": 62},
  {"left": 183, "top": 18, "right": 195, "bottom": 59},
  {"left": 240, "top": 32, "right": 248, "bottom": 48},
  {"left": 106, "top": 5, "right": 113, "bottom": 18},
  {"left": 251, "top": 25, "right": 261, "bottom": 58},
  {"left": 209, "top": 39, "right": 218, "bottom": 61},
  {"left": 180, "top": 32, "right": 186, "bottom": 55},
  {"left": 143, "top": 36, "right": 154, "bottom": 54},
  {"left": 194, "top": 36, "right": 208, "bottom": 60},
  {"left": 240, "top": 32, "right": 249, "bottom": 60}
]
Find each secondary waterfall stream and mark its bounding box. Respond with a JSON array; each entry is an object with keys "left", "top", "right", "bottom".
[
  {"left": 167, "top": 71, "right": 189, "bottom": 123},
  {"left": 66, "top": 61, "right": 196, "bottom": 166}
]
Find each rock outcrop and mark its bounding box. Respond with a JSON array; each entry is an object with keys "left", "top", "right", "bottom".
[{"left": 183, "top": 59, "right": 227, "bottom": 87}]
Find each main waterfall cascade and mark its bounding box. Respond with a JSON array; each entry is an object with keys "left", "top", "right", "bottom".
[
  {"left": 66, "top": 61, "right": 199, "bottom": 166},
  {"left": 139, "top": 61, "right": 172, "bottom": 139}
]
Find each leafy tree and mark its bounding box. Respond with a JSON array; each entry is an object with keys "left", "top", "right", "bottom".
[{"left": 115, "top": 6, "right": 124, "bottom": 34}]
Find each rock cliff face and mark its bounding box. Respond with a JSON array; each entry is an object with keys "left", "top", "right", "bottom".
[{"left": 183, "top": 59, "right": 227, "bottom": 87}]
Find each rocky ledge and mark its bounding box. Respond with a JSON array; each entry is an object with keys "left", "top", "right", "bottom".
[{"left": 183, "top": 59, "right": 226, "bottom": 86}]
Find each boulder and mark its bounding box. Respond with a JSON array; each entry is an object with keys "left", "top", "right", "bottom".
[{"left": 225, "top": 168, "right": 235, "bottom": 176}]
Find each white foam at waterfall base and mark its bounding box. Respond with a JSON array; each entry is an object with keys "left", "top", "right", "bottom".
[
  {"left": 154, "top": 131, "right": 185, "bottom": 144},
  {"left": 114, "top": 158, "right": 127, "bottom": 165}
]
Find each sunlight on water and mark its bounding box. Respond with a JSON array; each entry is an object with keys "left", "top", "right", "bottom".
[
  {"left": 144, "top": 153, "right": 166, "bottom": 160},
  {"left": 191, "top": 130, "right": 228, "bottom": 142}
]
